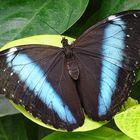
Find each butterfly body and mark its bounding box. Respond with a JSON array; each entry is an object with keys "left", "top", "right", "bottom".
[
  {"left": 62, "top": 38, "right": 79, "bottom": 80},
  {"left": 1, "top": 10, "right": 140, "bottom": 131}
]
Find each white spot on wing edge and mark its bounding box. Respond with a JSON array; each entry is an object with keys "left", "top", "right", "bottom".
[
  {"left": 108, "top": 15, "right": 117, "bottom": 21},
  {"left": 133, "top": 14, "right": 138, "bottom": 17},
  {"left": 126, "top": 34, "right": 130, "bottom": 37},
  {"left": 10, "top": 72, "right": 14, "bottom": 76},
  {"left": 3, "top": 88, "right": 6, "bottom": 92},
  {"left": 7, "top": 47, "right": 17, "bottom": 56}
]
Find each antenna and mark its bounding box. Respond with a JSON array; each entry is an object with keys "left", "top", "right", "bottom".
[
  {"left": 40, "top": 19, "right": 63, "bottom": 37},
  {"left": 40, "top": 9, "right": 74, "bottom": 44}
]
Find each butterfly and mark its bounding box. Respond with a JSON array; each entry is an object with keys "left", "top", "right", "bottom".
[{"left": 0, "top": 10, "right": 140, "bottom": 131}]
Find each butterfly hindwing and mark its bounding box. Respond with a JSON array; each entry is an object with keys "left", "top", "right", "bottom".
[
  {"left": 73, "top": 10, "right": 140, "bottom": 120},
  {"left": 75, "top": 53, "right": 102, "bottom": 120},
  {"left": 0, "top": 45, "right": 84, "bottom": 131}
]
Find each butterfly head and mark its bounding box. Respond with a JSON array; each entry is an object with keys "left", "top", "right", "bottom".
[
  {"left": 61, "top": 37, "right": 73, "bottom": 58},
  {"left": 61, "top": 37, "right": 69, "bottom": 47}
]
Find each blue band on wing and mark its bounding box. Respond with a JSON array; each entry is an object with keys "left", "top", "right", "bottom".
[
  {"left": 98, "top": 18, "right": 126, "bottom": 116},
  {"left": 6, "top": 51, "right": 76, "bottom": 124}
]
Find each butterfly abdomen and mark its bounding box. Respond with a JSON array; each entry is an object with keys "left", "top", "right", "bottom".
[
  {"left": 66, "top": 57, "right": 79, "bottom": 80},
  {"left": 62, "top": 38, "right": 79, "bottom": 80}
]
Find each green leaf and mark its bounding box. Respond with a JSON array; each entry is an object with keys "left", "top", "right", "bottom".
[
  {"left": 80, "top": 0, "right": 140, "bottom": 33},
  {"left": 0, "top": 114, "right": 28, "bottom": 140},
  {"left": 0, "top": 0, "right": 88, "bottom": 47},
  {"left": 115, "top": 105, "right": 140, "bottom": 140},
  {"left": 37, "top": 127, "right": 53, "bottom": 140},
  {"left": 0, "top": 113, "right": 53, "bottom": 140},
  {"left": 135, "top": 68, "right": 140, "bottom": 82},
  {"left": 0, "top": 96, "right": 19, "bottom": 117},
  {"left": 23, "top": 115, "right": 54, "bottom": 140},
  {"left": 119, "top": 97, "right": 139, "bottom": 112},
  {"left": 42, "top": 126, "right": 132, "bottom": 140},
  {"left": 96, "top": 0, "right": 140, "bottom": 17}
]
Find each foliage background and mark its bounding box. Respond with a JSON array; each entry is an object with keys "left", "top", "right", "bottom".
[{"left": 0, "top": 0, "right": 140, "bottom": 140}]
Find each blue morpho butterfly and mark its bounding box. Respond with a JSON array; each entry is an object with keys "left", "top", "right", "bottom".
[{"left": 0, "top": 10, "right": 140, "bottom": 131}]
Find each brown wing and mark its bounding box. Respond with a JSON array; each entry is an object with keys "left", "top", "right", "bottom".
[
  {"left": 0, "top": 44, "right": 84, "bottom": 131},
  {"left": 72, "top": 10, "right": 140, "bottom": 121}
]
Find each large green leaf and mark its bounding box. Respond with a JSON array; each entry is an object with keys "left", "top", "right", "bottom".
[
  {"left": 42, "top": 126, "right": 132, "bottom": 140},
  {"left": 0, "top": 113, "right": 53, "bottom": 140},
  {"left": 79, "top": 0, "right": 140, "bottom": 33},
  {"left": 115, "top": 105, "right": 140, "bottom": 140},
  {"left": 0, "top": 96, "right": 19, "bottom": 117},
  {"left": 0, "top": 114, "right": 28, "bottom": 140},
  {"left": 0, "top": 0, "right": 88, "bottom": 47},
  {"left": 96, "top": 0, "right": 140, "bottom": 17}
]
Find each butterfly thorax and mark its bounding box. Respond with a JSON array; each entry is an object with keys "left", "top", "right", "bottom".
[{"left": 61, "top": 38, "right": 79, "bottom": 80}]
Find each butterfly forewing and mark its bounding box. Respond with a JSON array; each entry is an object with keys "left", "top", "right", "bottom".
[
  {"left": 0, "top": 45, "right": 84, "bottom": 131},
  {"left": 73, "top": 10, "right": 140, "bottom": 120}
]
